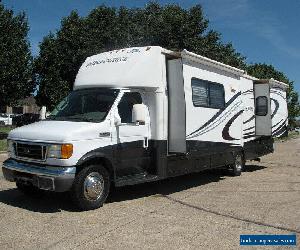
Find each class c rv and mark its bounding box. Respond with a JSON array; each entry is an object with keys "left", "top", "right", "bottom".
[{"left": 2, "top": 46, "right": 288, "bottom": 210}]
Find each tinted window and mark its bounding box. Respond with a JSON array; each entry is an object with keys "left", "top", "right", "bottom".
[
  {"left": 209, "top": 83, "right": 225, "bottom": 109},
  {"left": 192, "top": 80, "right": 209, "bottom": 107},
  {"left": 118, "top": 92, "right": 142, "bottom": 123},
  {"left": 255, "top": 96, "right": 268, "bottom": 116},
  {"left": 192, "top": 78, "right": 225, "bottom": 109}
]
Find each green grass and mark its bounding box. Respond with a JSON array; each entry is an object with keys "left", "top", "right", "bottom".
[
  {"left": 0, "top": 139, "right": 7, "bottom": 152},
  {"left": 0, "top": 126, "right": 13, "bottom": 134}
]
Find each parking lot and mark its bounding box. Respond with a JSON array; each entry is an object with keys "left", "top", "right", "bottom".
[{"left": 0, "top": 138, "right": 299, "bottom": 249}]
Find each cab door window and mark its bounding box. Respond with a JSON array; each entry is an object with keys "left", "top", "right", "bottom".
[{"left": 117, "top": 92, "right": 142, "bottom": 123}]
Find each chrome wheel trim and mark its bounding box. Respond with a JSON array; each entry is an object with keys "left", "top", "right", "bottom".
[
  {"left": 235, "top": 155, "right": 243, "bottom": 171},
  {"left": 83, "top": 172, "right": 104, "bottom": 201}
]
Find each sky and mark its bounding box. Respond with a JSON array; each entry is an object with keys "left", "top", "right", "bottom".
[{"left": 2, "top": 0, "right": 300, "bottom": 95}]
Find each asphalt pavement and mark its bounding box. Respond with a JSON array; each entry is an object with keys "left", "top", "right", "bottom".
[{"left": 0, "top": 138, "right": 299, "bottom": 249}]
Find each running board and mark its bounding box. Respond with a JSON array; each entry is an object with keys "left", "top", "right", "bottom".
[{"left": 115, "top": 174, "right": 159, "bottom": 187}]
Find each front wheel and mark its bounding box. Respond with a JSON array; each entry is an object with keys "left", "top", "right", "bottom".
[
  {"left": 229, "top": 152, "right": 244, "bottom": 176},
  {"left": 71, "top": 165, "right": 110, "bottom": 210}
]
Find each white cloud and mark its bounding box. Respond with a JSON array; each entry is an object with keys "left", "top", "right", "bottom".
[
  {"left": 202, "top": 0, "right": 250, "bottom": 21},
  {"left": 254, "top": 19, "right": 300, "bottom": 59},
  {"left": 202, "top": 0, "right": 300, "bottom": 59}
]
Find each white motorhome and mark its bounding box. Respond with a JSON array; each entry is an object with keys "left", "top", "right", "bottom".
[{"left": 2, "top": 46, "right": 288, "bottom": 210}]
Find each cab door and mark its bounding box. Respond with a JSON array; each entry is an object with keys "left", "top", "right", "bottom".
[{"left": 113, "top": 91, "right": 151, "bottom": 177}]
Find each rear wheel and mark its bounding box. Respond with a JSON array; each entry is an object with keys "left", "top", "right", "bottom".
[
  {"left": 71, "top": 165, "right": 110, "bottom": 210},
  {"left": 229, "top": 152, "right": 244, "bottom": 176}
]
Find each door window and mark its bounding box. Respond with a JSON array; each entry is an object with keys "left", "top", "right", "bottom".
[
  {"left": 255, "top": 96, "right": 268, "bottom": 116},
  {"left": 118, "top": 92, "right": 142, "bottom": 123}
]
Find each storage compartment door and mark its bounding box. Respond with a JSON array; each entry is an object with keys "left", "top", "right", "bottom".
[
  {"left": 167, "top": 59, "right": 186, "bottom": 153},
  {"left": 254, "top": 83, "right": 271, "bottom": 136}
]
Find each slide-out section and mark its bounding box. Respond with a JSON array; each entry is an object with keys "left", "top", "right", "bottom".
[
  {"left": 166, "top": 59, "right": 186, "bottom": 154},
  {"left": 270, "top": 84, "right": 288, "bottom": 137}
]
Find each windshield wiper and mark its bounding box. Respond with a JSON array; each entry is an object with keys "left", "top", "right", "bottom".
[
  {"left": 48, "top": 116, "right": 95, "bottom": 122},
  {"left": 66, "top": 117, "right": 95, "bottom": 122},
  {"left": 46, "top": 116, "right": 60, "bottom": 120}
]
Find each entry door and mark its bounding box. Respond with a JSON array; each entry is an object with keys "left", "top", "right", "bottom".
[
  {"left": 254, "top": 83, "right": 271, "bottom": 136},
  {"left": 115, "top": 92, "right": 151, "bottom": 177}
]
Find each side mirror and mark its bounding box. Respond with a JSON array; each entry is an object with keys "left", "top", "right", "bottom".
[{"left": 132, "top": 104, "right": 147, "bottom": 124}]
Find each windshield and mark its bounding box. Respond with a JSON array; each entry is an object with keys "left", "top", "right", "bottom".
[{"left": 47, "top": 88, "right": 119, "bottom": 122}]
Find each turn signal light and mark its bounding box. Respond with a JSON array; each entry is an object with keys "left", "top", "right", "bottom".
[{"left": 61, "top": 144, "right": 73, "bottom": 159}]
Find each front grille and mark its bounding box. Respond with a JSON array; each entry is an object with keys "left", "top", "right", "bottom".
[{"left": 14, "top": 143, "right": 47, "bottom": 160}]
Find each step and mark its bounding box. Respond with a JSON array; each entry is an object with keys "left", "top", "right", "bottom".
[{"left": 115, "top": 173, "right": 159, "bottom": 187}]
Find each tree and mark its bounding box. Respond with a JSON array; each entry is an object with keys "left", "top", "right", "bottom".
[
  {"left": 247, "top": 63, "right": 300, "bottom": 126},
  {"left": 35, "top": 3, "right": 246, "bottom": 109},
  {"left": 0, "top": 4, "right": 34, "bottom": 108},
  {"left": 34, "top": 11, "right": 86, "bottom": 108}
]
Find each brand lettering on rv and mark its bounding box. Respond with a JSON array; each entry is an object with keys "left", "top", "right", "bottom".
[
  {"left": 244, "top": 107, "right": 254, "bottom": 112},
  {"left": 126, "top": 48, "right": 140, "bottom": 53},
  {"left": 86, "top": 56, "right": 128, "bottom": 67}
]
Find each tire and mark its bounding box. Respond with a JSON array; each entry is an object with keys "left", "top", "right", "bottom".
[
  {"left": 229, "top": 152, "right": 244, "bottom": 176},
  {"left": 71, "top": 164, "right": 110, "bottom": 211},
  {"left": 16, "top": 182, "right": 44, "bottom": 197}
]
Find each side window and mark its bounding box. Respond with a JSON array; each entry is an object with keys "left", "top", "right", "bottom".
[
  {"left": 192, "top": 79, "right": 209, "bottom": 107},
  {"left": 255, "top": 96, "right": 268, "bottom": 116},
  {"left": 118, "top": 92, "right": 142, "bottom": 123},
  {"left": 191, "top": 78, "right": 225, "bottom": 109},
  {"left": 209, "top": 83, "right": 225, "bottom": 109}
]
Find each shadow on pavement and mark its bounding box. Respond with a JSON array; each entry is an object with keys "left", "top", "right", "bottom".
[
  {"left": 243, "top": 164, "right": 266, "bottom": 172},
  {"left": 0, "top": 188, "right": 77, "bottom": 213},
  {"left": 0, "top": 164, "right": 265, "bottom": 213},
  {"left": 108, "top": 164, "right": 266, "bottom": 203}
]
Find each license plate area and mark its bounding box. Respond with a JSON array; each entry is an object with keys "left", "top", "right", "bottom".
[
  {"left": 37, "top": 176, "right": 55, "bottom": 191},
  {"left": 14, "top": 171, "right": 55, "bottom": 191},
  {"left": 14, "top": 171, "right": 36, "bottom": 185}
]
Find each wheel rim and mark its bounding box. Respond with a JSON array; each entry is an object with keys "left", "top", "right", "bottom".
[
  {"left": 83, "top": 172, "right": 104, "bottom": 201},
  {"left": 235, "top": 155, "right": 243, "bottom": 171}
]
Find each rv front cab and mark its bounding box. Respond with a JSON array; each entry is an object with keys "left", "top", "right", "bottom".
[{"left": 2, "top": 86, "right": 152, "bottom": 210}]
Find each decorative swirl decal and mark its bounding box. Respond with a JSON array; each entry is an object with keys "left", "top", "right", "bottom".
[
  {"left": 272, "top": 118, "right": 287, "bottom": 136},
  {"left": 271, "top": 98, "right": 279, "bottom": 119},
  {"left": 243, "top": 126, "right": 255, "bottom": 132},
  {"left": 222, "top": 110, "right": 244, "bottom": 141},
  {"left": 243, "top": 115, "right": 255, "bottom": 124},
  {"left": 187, "top": 92, "right": 241, "bottom": 138},
  {"left": 273, "top": 125, "right": 287, "bottom": 137}
]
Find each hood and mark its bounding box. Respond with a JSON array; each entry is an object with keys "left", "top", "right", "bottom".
[{"left": 8, "top": 120, "right": 110, "bottom": 143}]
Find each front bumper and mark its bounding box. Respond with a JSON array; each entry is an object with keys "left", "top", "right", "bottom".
[{"left": 2, "top": 159, "right": 76, "bottom": 192}]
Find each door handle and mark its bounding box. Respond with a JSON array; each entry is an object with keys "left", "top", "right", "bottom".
[{"left": 143, "top": 137, "right": 148, "bottom": 149}]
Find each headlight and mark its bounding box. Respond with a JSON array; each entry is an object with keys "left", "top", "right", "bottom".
[
  {"left": 7, "top": 140, "right": 14, "bottom": 156},
  {"left": 47, "top": 144, "right": 73, "bottom": 159}
]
